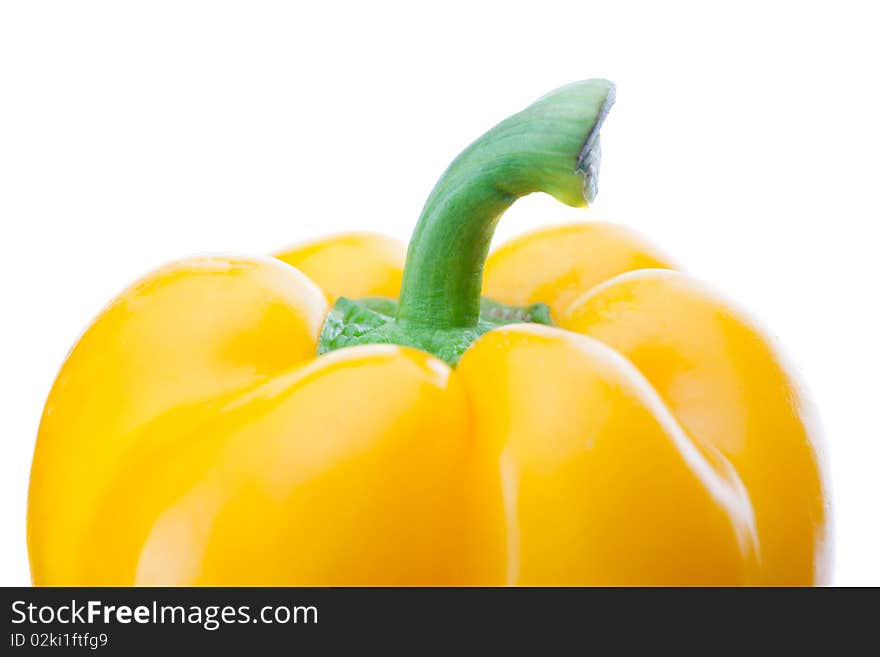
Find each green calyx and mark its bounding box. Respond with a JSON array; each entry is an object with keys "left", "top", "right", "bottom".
[
  {"left": 319, "top": 296, "right": 553, "bottom": 365},
  {"left": 317, "top": 78, "right": 616, "bottom": 366}
]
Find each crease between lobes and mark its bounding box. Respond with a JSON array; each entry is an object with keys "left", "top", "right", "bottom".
[{"left": 456, "top": 324, "right": 761, "bottom": 586}]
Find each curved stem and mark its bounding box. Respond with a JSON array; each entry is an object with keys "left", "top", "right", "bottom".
[
  {"left": 395, "top": 79, "right": 616, "bottom": 329},
  {"left": 317, "top": 79, "right": 617, "bottom": 366}
]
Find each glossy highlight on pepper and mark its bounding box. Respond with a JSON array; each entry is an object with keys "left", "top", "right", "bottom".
[{"left": 28, "top": 79, "right": 830, "bottom": 586}]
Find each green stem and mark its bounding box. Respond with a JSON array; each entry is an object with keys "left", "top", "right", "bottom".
[
  {"left": 317, "top": 79, "right": 616, "bottom": 365},
  {"left": 395, "top": 79, "right": 616, "bottom": 329}
]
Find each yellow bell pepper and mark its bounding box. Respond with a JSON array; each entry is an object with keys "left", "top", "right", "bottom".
[{"left": 28, "top": 79, "right": 829, "bottom": 586}]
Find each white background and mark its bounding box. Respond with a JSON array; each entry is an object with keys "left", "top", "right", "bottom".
[{"left": 1, "top": 1, "right": 877, "bottom": 586}]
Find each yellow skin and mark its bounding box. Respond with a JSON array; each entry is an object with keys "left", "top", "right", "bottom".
[
  {"left": 28, "top": 225, "right": 829, "bottom": 585},
  {"left": 275, "top": 231, "right": 406, "bottom": 302}
]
